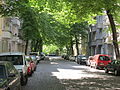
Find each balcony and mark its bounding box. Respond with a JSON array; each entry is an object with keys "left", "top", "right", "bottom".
[
  {"left": 11, "top": 36, "right": 19, "bottom": 42},
  {"left": 97, "top": 23, "right": 103, "bottom": 28},
  {"left": 11, "top": 18, "right": 20, "bottom": 27},
  {"left": 17, "top": 39, "right": 23, "bottom": 44},
  {"left": 96, "top": 39, "right": 102, "bottom": 44},
  {"left": 90, "top": 41, "right": 96, "bottom": 46},
  {"left": 91, "top": 26, "right": 96, "bottom": 32},
  {"left": 2, "top": 31, "right": 11, "bottom": 39}
]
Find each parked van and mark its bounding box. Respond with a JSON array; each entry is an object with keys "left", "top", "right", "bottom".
[
  {"left": 0, "top": 52, "right": 28, "bottom": 86},
  {"left": 90, "top": 54, "right": 111, "bottom": 69}
]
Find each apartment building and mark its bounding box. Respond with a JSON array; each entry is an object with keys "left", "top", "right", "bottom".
[
  {"left": 89, "top": 15, "right": 115, "bottom": 58},
  {"left": 0, "top": 17, "right": 25, "bottom": 53}
]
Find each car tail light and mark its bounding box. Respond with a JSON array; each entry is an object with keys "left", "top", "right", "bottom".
[{"left": 28, "top": 67, "right": 31, "bottom": 72}]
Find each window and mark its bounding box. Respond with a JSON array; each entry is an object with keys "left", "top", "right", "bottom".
[
  {"left": 0, "top": 65, "right": 6, "bottom": 78},
  {"left": 0, "top": 55, "right": 23, "bottom": 65},
  {"left": 6, "top": 63, "right": 18, "bottom": 76},
  {"left": 99, "top": 56, "right": 110, "bottom": 61}
]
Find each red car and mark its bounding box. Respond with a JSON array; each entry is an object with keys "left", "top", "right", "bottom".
[
  {"left": 25, "top": 56, "right": 36, "bottom": 76},
  {"left": 90, "top": 54, "right": 111, "bottom": 69},
  {"left": 26, "top": 61, "right": 32, "bottom": 76},
  {"left": 30, "top": 55, "right": 37, "bottom": 71}
]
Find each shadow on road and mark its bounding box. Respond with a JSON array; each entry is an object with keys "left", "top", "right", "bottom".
[
  {"left": 22, "top": 60, "right": 66, "bottom": 90},
  {"left": 61, "top": 76, "right": 120, "bottom": 90},
  {"left": 22, "top": 57, "right": 120, "bottom": 90}
]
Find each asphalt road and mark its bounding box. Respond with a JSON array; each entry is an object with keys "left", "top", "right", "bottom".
[{"left": 22, "top": 56, "right": 120, "bottom": 90}]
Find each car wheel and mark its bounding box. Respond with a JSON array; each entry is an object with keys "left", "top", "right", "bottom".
[
  {"left": 21, "top": 75, "right": 28, "bottom": 86},
  {"left": 114, "top": 70, "right": 119, "bottom": 76},
  {"left": 76, "top": 60, "right": 79, "bottom": 64},
  {"left": 105, "top": 68, "right": 109, "bottom": 73},
  {"left": 29, "top": 72, "right": 32, "bottom": 76},
  {"left": 90, "top": 63, "right": 93, "bottom": 68},
  {"left": 34, "top": 67, "right": 36, "bottom": 71}
]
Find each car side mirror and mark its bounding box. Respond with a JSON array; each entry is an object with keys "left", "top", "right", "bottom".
[{"left": 8, "top": 73, "right": 16, "bottom": 77}]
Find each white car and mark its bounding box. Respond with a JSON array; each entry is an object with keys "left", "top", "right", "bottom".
[{"left": 0, "top": 52, "right": 28, "bottom": 86}]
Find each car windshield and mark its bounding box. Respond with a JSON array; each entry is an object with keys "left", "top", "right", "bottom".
[
  {"left": 99, "top": 56, "right": 110, "bottom": 61},
  {"left": 30, "top": 56, "right": 36, "bottom": 60},
  {"left": 0, "top": 65, "right": 6, "bottom": 78},
  {"left": 0, "top": 55, "right": 23, "bottom": 65},
  {"left": 25, "top": 56, "right": 31, "bottom": 61},
  {"left": 78, "top": 56, "right": 87, "bottom": 59}
]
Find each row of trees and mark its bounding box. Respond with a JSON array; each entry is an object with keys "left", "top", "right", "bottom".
[
  {"left": 0, "top": 0, "right": 120, "bottom": 58},
  {"left": 0, "top": 0, "right": 88, "bottom": 55}
]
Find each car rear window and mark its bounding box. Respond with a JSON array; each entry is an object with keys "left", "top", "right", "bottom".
[
  {"left": 78, "top": 56, "right": 86, "bottom": 59},
  {"left": 0, "top": 65, "right": 6, "bottom": 78},
  {"left": 30, "top": 56, "right": 36, "bottom": 60},
  {"left": 99, "top": 56, "right": 110, "bottom": 61},
  {"left": 0, "top": 55, "right": 23, "bottom": 65}
]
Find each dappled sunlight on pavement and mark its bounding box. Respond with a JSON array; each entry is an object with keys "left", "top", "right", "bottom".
[
  {"left": 22, "top": 57, "right": 120, "bottom": 90},
  {"left": 52, "top": 68, "right": 97, "bottom": 79}
]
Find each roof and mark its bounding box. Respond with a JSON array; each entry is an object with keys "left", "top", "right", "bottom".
[
  {"left": 0, "top": 52, "right": 25, "bottom": 56},
  {"left": 94, "top": 54, "right": 110, "bottom": 56}
]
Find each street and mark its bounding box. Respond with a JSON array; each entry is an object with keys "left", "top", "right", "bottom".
[{"left": 22, "top": 57, "right": 120, "bottom": 90}]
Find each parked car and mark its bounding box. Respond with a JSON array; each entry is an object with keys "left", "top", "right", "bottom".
[
  {"left": 29, "top": 52, "right": 40, "bottom": 63},
  {"left": 48, "top": 54, "right": 56, "bottom": 56},
  {"left": 25, "top": 56, "right": 33, "bottom": 76},
  {"left": 69, "top": 56, "right": 76, "bottom": 61},
  {"left": 30, "top": 55, "right": 37, "bottom": 70},
  {"left": 76, "top": 55, "right": 87, "bottom": 65},
  {"left": 63, "top": 55, "right": 70, "bottom": 60},
  {"left": 26, "top": 55, "right": 36, "bottom": 72},
  {"left": 0, "top": 52, "right": 28, "bottom": 86},
  {"left": 90, "top": 54, "right": 111, "bottom": 69},
  {"left": 86, "top": 56, "right": 93, "bottom": 66},
  {"left": 40, "top": 52, "right": 45, "bottom": 60},
  {"left": 105, "top": 60, "right": 120, "bottom": 76},
  {"left": 0, "top": 61, "right": 21, "bottom": 90}
]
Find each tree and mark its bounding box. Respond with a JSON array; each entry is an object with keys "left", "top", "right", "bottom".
[
  {"left": 70, "top": 22, "right": 88, "bottom": 55},
  {"left": 62, "top": 0, "right": 120, "bottom": 59}
]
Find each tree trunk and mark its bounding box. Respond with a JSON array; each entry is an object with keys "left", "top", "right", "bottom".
[
  {"left": 70, "top": 39, "right": 74, "bottom": 55},
  {"left": 34, "top": 40, "right": 39, "bottom": 52},
  {"left": 25, "top": 40, "right": 29, "bottom": 55},
  {"left": 75, "top": 35, "right": 79, "bottom": 55},
  {"left": 39, "top": 38, "right": 43, "bottom": 53},
  {"left": 106, "top": 10, "right": 120, "bottom": 59},
  {"left": 31, "top": 40, "right": 35, "bottom": 52},
  {"left": 66, "top": 45, "right": 70, "bottom": 55}
]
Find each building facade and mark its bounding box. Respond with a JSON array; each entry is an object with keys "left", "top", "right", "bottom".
[
  {"left": 0, "top": 17, "right": 26, "bottom": 53},
  {"left": 89, "top": 15, "right": 115, "bottom": 58}
]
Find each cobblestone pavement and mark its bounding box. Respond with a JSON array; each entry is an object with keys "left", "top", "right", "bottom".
[{"left": 22, "top": 57, "right": 120, "bottom": 90}]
